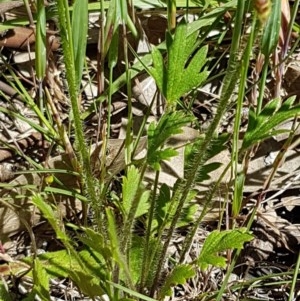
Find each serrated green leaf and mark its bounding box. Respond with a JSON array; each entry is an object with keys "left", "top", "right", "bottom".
[
  {"left": 149, "top": 20, "right": 208, "bottom": 105},
  {"left": 33, "top": 249, "right": 95, "bottom": 279},
  {"left": 194, "top": 162, "right": 223, "bottom": 182},
  {"left": 256, "top": 98, "right": 281, "bottom": 126},
  {"left": 148, "top": 111, "right": 194, "bottom": 151},
  {"left": 242, "top": 96, "right": 300, "bottom": 150},
  {"left": 148, "top": 148, "right": 178, "bottom": 170},
  {"left": 153, "top": 184, "right": 197, "bottom": 232},
  {"left": 147, "top": 111, "right": 194, "bottom": 169},
  {"left": 198, "top": 228, "right": 253, "bottom": 270},
  {"left": 183, "top": 29, "right": 198, "bottom": 60},
  {"left": 122, "top": 166, "right": 141, "bottom": 215},
  {"left": 166, "top": 21, "right": 188, "bottom": 102},
  {"left": 34, "top": 250, "right": 74, "bottom": 278},
  {"left": 32, "top": 258, "right": 50, "bottom": 301},
  {"left": 122, "top": 166, "right": 150, "bottom": 217},
  {"left": 136, "top": 190, "right": 150, "bottom": 217},
  {"left": 25, "top": 249, "right": 106, "bottom": 297},
  {"left": 158, "top": 264, "right": 195, "bottom": 299},
  {"left": 128, "top": 236, "right": 145, "bottom": 284},
  {"left": 149, "top": 47, "right": 166, "bottom": 94},
  {"left": 182, "top": 46, "right": 209, "bottom": 93}
]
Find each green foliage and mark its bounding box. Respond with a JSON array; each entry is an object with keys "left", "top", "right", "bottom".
[
  {"left": 185, "top": 134, "right": 229, "bottom": 182},
  {"left": 261, "top": 0, "right": 281, "bottom": 56},
  {"left": 149, "top": 20, "right": 209, "bottom": 106},
  {"left": 3, "top": 0, "right": 296, "bottom": 299},
  {"left": 197, "top": 228, "right": 253, "bottom": 271},
  {"left": 56, "top": 0, "right": 97, "bottom": 216},
  {"left": 158, "top": 265, "right": 195, "bottom": 299},
  {"left": 31, "top": 193, "right": 69, "bottom": 243},
  {"left": 31, "top": 259, "right": 51, "bottom": 301},
  {"left": 72, "top": 0, "right": 88, "bottom": 91},
  {"left": 0, "top": 281, "right": 12, "bottom": 301},
  {"left": 147, "top": 111, "right": 194, "bottom": 170},
  {"left": 23, "top": 249, "right": 105, "bottom": 298},
  {"left": 154, "top": 183, "right": 171, "bottom": 229},
  {"left": 31, "top": 250, "right": 79, "bottom": 278},
  {"left": 35, "top": 0, "right": 46, "bottom": 81},
  {"left": 69, "top": 270, "right": 104, "bottom": 297},
  {"left": 152, "top": 183, "right": 197, "bottom": 232},
  {"left": 122, "top": 166, "right": 150, "bottom": 218},
  {"left": 242, "top": 97, "right": 300, "bottom": 150}
]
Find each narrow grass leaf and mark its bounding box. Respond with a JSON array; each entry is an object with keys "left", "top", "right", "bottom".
[
  {"left": 261, "top": 0, "right": 281, "bottom": 56},
  {"left": 35, "top": 0, "right": 46, "bottom": 80},
  {"left": 72, "top": 0, "right": 88, "bottom": 90},
  {"left": 232, "top": 172, "right": 245, "bottom": 217},
  {"left": 31, "top": 193, "right": 69, "bottom": 243},
  {"left": 107, "top": 281, "right": 158, "bottom": 301},
  {"left": 108, "top": 28, "right": 119, "bottom": 69}
]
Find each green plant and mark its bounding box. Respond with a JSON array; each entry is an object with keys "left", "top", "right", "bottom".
[{"left": 1, "top": 0, "right": 300, "bottom": 300}]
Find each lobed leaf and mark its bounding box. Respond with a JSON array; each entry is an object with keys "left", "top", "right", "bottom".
[
  {"left": 158, "top": 264, "right": 195, "bottom": 299},
  {"left": 149, "top": 20, "right": 209, "bottom": 105},
  {"left": 147, "top": 111, "right": 194, "bottom": 169},
  {"left": 242, "top": 96, "right": 300, "bottom": 150},
  {"left": 198, "top": 228, "right": 253, "bottom": 270}
]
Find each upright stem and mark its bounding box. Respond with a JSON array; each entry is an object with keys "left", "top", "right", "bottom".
[{"left": 167, "top": 0, "right": 176, "bottom": 31}]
